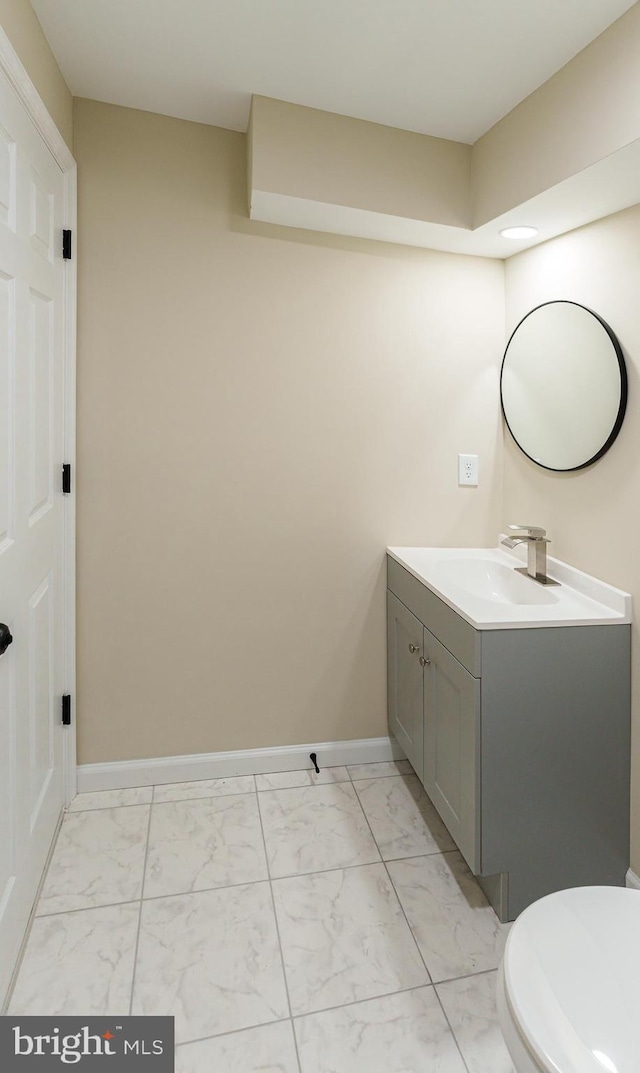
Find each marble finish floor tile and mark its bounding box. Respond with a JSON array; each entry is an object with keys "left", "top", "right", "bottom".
[
  {"left": 295, "top": 987, "right": 467, "bottom": 1073},
  {"left": 354, "top": 774, "right": 456, "bottom": 860},
  {"left": 153, "top": 775, "right": 256, "bottom": 803},
  {"left": 37, "top": 805, "right": 150, "bottom": 915},
  {"left": 132, "top": 883, "right": 289, "bottom": 1043},
  {"left": 273, "top": 863, "right": 428, "bottom": 1015},
  {"left": 68, "top": 786, "right": 153, "bottom": 811},
  {"left": 347, "top": 760, "right": 413, "bottom": 781},
  {"left": 388, "top": 852, "right": 509, "bottom": 982},
  {"left": 144, "top": 794, "right": 268, "bottom": 898},
  {"left": 256, "top": 766, "right": 349, "bottom": 790},
  {"left": 175, "top": 1021, "right": 299, "bottom": 1073},
  {"left": 9, "top": 903, "right": 139, "bottom": 1015},
  {"left": 259, "top": 782, "right": 380, "bottom": 878},
  {"left": 437, "top": 971, "right": 515, "bottom": 1073}
]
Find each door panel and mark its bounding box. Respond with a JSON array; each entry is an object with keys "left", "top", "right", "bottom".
[
  {"left": 387, "top": 591, "right": 423, "bottom": 779},
  {"left": 28, "top": 571, "right": 55, "bottom": 828},
  {"left": 28, "top": 288, "right": 54, "bottom": 524},
  {"left": 0, "top": 120, "right": 16, "bottom": 229},
  {"left": 28, "top": 166, "right": 54, "bottom": 263},
  {"left": 0, "top": 269, "right": 13, "bottom": 549},
  {"left": 423, "top": 628, "right": 480, "bottom": 871},
  {"left": 0, "top": 65, "right": 67, "bottom": 1003},
  {"left": 0, "top": 633, "right": 15, "bottom": 910}
]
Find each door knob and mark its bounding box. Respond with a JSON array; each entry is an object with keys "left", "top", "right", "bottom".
[
  {"left": 0, "top": 623, "right": 13, "bottom": 656},
  {"left": 419, "top": 656, "right": 431, "bottom": 667},
  {"left": 408, "top": 643, "right": 420, "bottom": 654}
]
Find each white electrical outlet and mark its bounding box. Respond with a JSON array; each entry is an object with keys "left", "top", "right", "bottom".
[{"left": 458, "top": 454, "right": 479, "bottom": 486}]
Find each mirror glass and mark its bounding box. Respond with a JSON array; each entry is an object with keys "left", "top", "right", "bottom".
[{"left": 501, "top": 300, "right": 627, "bottom": 471}]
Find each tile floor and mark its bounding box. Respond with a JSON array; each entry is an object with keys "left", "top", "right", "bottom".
[{"left": 9, "top": 761, "right": 515, "bottom": 1072}]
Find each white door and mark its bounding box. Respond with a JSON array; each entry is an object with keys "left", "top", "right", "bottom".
[{"left": 0, "top": 64, "right": 69, "bottom": 1002}]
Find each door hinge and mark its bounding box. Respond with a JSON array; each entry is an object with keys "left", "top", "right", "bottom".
[
  {"left": 62, "top": 463, "right": 71, "bottom": 494},
  {"left": 62, "top": 229, "right": 72, "bottom": 260},
  {"left": 62, "top": 694, "right": 72, "bottom": 726}
]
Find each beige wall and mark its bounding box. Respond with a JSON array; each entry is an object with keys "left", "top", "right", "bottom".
[
  {"left": 74, "top": 97, "right": 504, "bottom": 765},
  {"left": 503, "top": 203, "right": 640, "bottom": 871},
  {"left": 0, "top": 0, "right": 72, "bottom": 148},
  {"left": 249, "top": 96, "right": 471, "bottom": 228},
  {"left": 249, "top": 11, "right": 640, "bottom": 246},
  {"left": 472, "top": 3, "right": 640, "bottom": 226}
]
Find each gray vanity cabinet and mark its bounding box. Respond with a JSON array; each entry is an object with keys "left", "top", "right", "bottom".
[
  {"left": 387, "top": 554, "right": 631, "bottom": 922},
  {"left": 423, "top": 628, "right": 480, "bottom": 873},
  {"left": 387, "top": 592, "right": 424, "bottom": 780},
  {"left": 387, "top": 582, "right": 480, "bottom": 871}
]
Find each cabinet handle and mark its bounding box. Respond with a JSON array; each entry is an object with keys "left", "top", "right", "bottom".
[
  {"left": 419, "top": 656, "right": 431, "bottom": 667},
  {"left": 408, "top": 643, "right": 420, "bottom": 654}
]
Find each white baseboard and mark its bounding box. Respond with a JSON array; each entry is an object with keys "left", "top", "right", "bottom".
[
  {"left": 626, "top": 868, "right": 640, "bottom": 889},
  {"left": 76, "top": 736, "right": 405, "bottom": 793}
]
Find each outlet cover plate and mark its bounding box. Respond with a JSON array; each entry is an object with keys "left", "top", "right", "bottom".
[{"left": 458, "top": 453, "right": 479, "bottom": 486}]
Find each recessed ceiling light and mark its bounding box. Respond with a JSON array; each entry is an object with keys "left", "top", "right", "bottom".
[{"left": 500, "top": 226, "right": 538, "bottom": 240}]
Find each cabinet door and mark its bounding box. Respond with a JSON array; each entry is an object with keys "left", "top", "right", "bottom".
[
  {"left": 423, "top": 628, "right": 480, "bottom": 871},
  {"left": 387, "top": 592, "right": 424, "bottom": 780}
]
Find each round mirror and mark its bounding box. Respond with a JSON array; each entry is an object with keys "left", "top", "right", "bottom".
[{"left": 500, "top": 300, "right": 627, "bottom": 472}]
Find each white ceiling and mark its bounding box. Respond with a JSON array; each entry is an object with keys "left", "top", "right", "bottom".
[{"left": 30, "top": 0, "right": 636, "bottom": 143}]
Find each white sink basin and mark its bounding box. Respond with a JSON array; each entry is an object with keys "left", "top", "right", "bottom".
[
  {"left": 387, "top": 544, "right": 631, "bottom": 629},
  {"left": 431, "top": 558, "right": 558, "bottom": 606}
]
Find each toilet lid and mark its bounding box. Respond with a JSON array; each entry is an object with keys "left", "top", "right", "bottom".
[{"left": 503, "top": 886, "right": 640, "bottom": 1073}]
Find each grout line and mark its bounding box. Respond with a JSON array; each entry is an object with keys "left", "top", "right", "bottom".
[
  {"left": 433, "top": 984, "right": 472, "bottom": 1073},
  {"left": 127, "top": 802, "right": 154, "bottom": 1016},
  {"left": 381, "top": 856, "right": 434, "bottom": 982},
  {"left": 66, "top": 798, "right": 154, "bottom": 811},
  {"left": 268, "top": 856, "right": 381, "bottom": 883},
  {"left": 348, "top": 770, "right": 479, "bottom": 1073},
  {"left": 173, "top": 978, "right": 486, "bottom": 1053},
  {"left": 256, "top": 780, "right": 351, "bottom": 793},
  {"left": 34, "top": 897, "right": 144, "bottom": 919},
  {"left": 128, "top": 876, "right": 272, "bottom": 903},
  {"left": 32, "top": 845, "right": 455, "bottom": 914},
  {"left": 63, "top": 800, "right": 154, "bottom": 814},
  {"left": 267, "top": 805, "right": 452, "bottom": 877},
  {"left": 72, "top": 765, "right": 405, "bottom": 807},
  {"left": 347, "top": 777, "right": 436, "bottom": 990},
  {"left": 381, "top": 848, "right": 459, "bottom": 863},
  {"left": 346, "top": 773, "right": 488, "bottom": 1073},
  {"left": 173, "top": 1015, "right": 294, "bottom": 1050},
  {"left": 291, "top": 981, "right": 436, "bottom": 1022},
  {"left": 147, "top": 788, "right": 256, "bottom": 806},
  {"left": 287, "top": 969, "right": 502, "bottom": 1024},
  {"left": 255, "top": 782, "right": 352, "bottom": 800},
  {"left": 434, "top": 966, "right": 501, "bottom": 987},
  {"left": 172, "top": 971, "right": 497, "bottom": 1051},
  {"left": 73, "top": 781, "right": 261, "bottom": 811},
  {"left": 73, "top": 767, "right": 408, "bottom": 809},
  {"left": 347, "top": 770, "right": 413, "bottom": 784},
  {"left": 254, "top": 790, "right": 303, "bottom": 1073},
  {"left": 34, "top": 882, "right": 273, "bottom": 918},
  {"left": 355, "top": 782, "right": 471, "bottom": 1073}
]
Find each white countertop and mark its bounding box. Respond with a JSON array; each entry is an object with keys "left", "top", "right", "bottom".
[{"left": 387, "top": 544, "right": 632, "bottom": 630}]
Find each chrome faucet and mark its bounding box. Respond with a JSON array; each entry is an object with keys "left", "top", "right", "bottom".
[{"left": 500, "top": 525, "right": 559, "bottom": 586}]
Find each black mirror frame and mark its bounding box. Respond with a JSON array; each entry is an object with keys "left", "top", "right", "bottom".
[{"left": 500, "top": 299, "right": 628, "bottom": 473}]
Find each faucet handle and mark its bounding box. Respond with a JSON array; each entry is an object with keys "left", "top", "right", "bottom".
[{"left": 507, "top": 524, "right": 547, "bottom": 539}]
